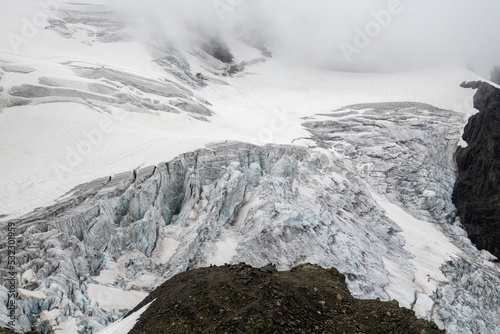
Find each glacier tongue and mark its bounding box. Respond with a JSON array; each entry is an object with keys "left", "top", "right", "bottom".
[{"left": 1, "top": 103, "right": 500, "bottom": 334}]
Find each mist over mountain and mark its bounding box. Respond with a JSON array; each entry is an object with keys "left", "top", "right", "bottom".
[{"left": 112, "top": 0, "right": 500, "bottom": 75}]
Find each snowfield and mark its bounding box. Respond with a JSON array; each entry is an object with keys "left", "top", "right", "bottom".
[
  {"left": 0, "top": 1, "right": 499, "bottom": 334},
  {"left": 0, "top": 55, "right": 479, "bottom": 218}
]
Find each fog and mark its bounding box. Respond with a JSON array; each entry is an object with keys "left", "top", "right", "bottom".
[{"left": 112, "top": 0, "right": 500, "bottom": 76}]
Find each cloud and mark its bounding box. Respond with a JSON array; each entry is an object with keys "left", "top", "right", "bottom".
[{"left": 111, "top": 0, "right": 500, "bottom": 76}]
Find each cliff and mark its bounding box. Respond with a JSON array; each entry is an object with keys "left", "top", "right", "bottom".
[{"left": 454, "top": 81, "right": 500, "bottom": 259}]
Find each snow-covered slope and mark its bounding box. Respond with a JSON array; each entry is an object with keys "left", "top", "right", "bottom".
[
  {"left": 1, "top": 1, "right": 499, "bottom": 334},
  {"left": 0, "top": 58, "right": 480, "bottom": 219},
  {"left": 0, "top": 0, "right": 480, "bottom": 218}
]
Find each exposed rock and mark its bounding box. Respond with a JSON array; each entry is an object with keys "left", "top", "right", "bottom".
[
  {"left": 227, "top": 58, "right": 266, "bottom": 76},
  {"left": 454, "top": 81, "right": 500, "bottom": 258},
  {"left": 127, "top": 263, "right": 444, "bottom": 334},
  {"left": 201, "top": 38, "right": 234, "bottom": 64},
  {"left": 0, "top": 328, "right": 38, "bottom": 334},
  {"left": 228, "top": 63, "right": 245, "bottom": 75}
]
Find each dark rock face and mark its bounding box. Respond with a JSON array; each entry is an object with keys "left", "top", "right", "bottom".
[
  {"left": 0, "top": 328, "right": 38, "bottom": 334},
  {"left": 201, "top": 38, "right": 234, "bottom": 64},
  {"left": 127, "top": 263, "right": 444, "bottom": 334},
  {"left": 454, "top": 81, "right": 500, "bottom": 259}
]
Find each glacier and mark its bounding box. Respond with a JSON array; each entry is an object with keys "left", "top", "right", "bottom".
[
  {"left": 0, "top": 1, "right": 499, "bottom": 333},
  {"left": 1, "top": 106, "right": 500, "bottom": 332}
]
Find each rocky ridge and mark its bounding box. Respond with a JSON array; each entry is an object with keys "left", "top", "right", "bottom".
[
  {"left": 454, "top": 81, "right": 500, "bottom": 259},
  {"left": 127, "top": 263, "right": 444, "bottom": 334}
]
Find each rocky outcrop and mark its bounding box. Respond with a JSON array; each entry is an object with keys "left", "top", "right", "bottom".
[
  {"left": 453, "top": 81, "right": 500, "bottom": 259},
  {"left": 201, "top": 38, "right": 234, "bottom": 64},
  {"left": 126, "top": 263, "right": 444, "bottom": 334},
  {"left": 0, "top": 328, "right": 38, "bottom": 334}
]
